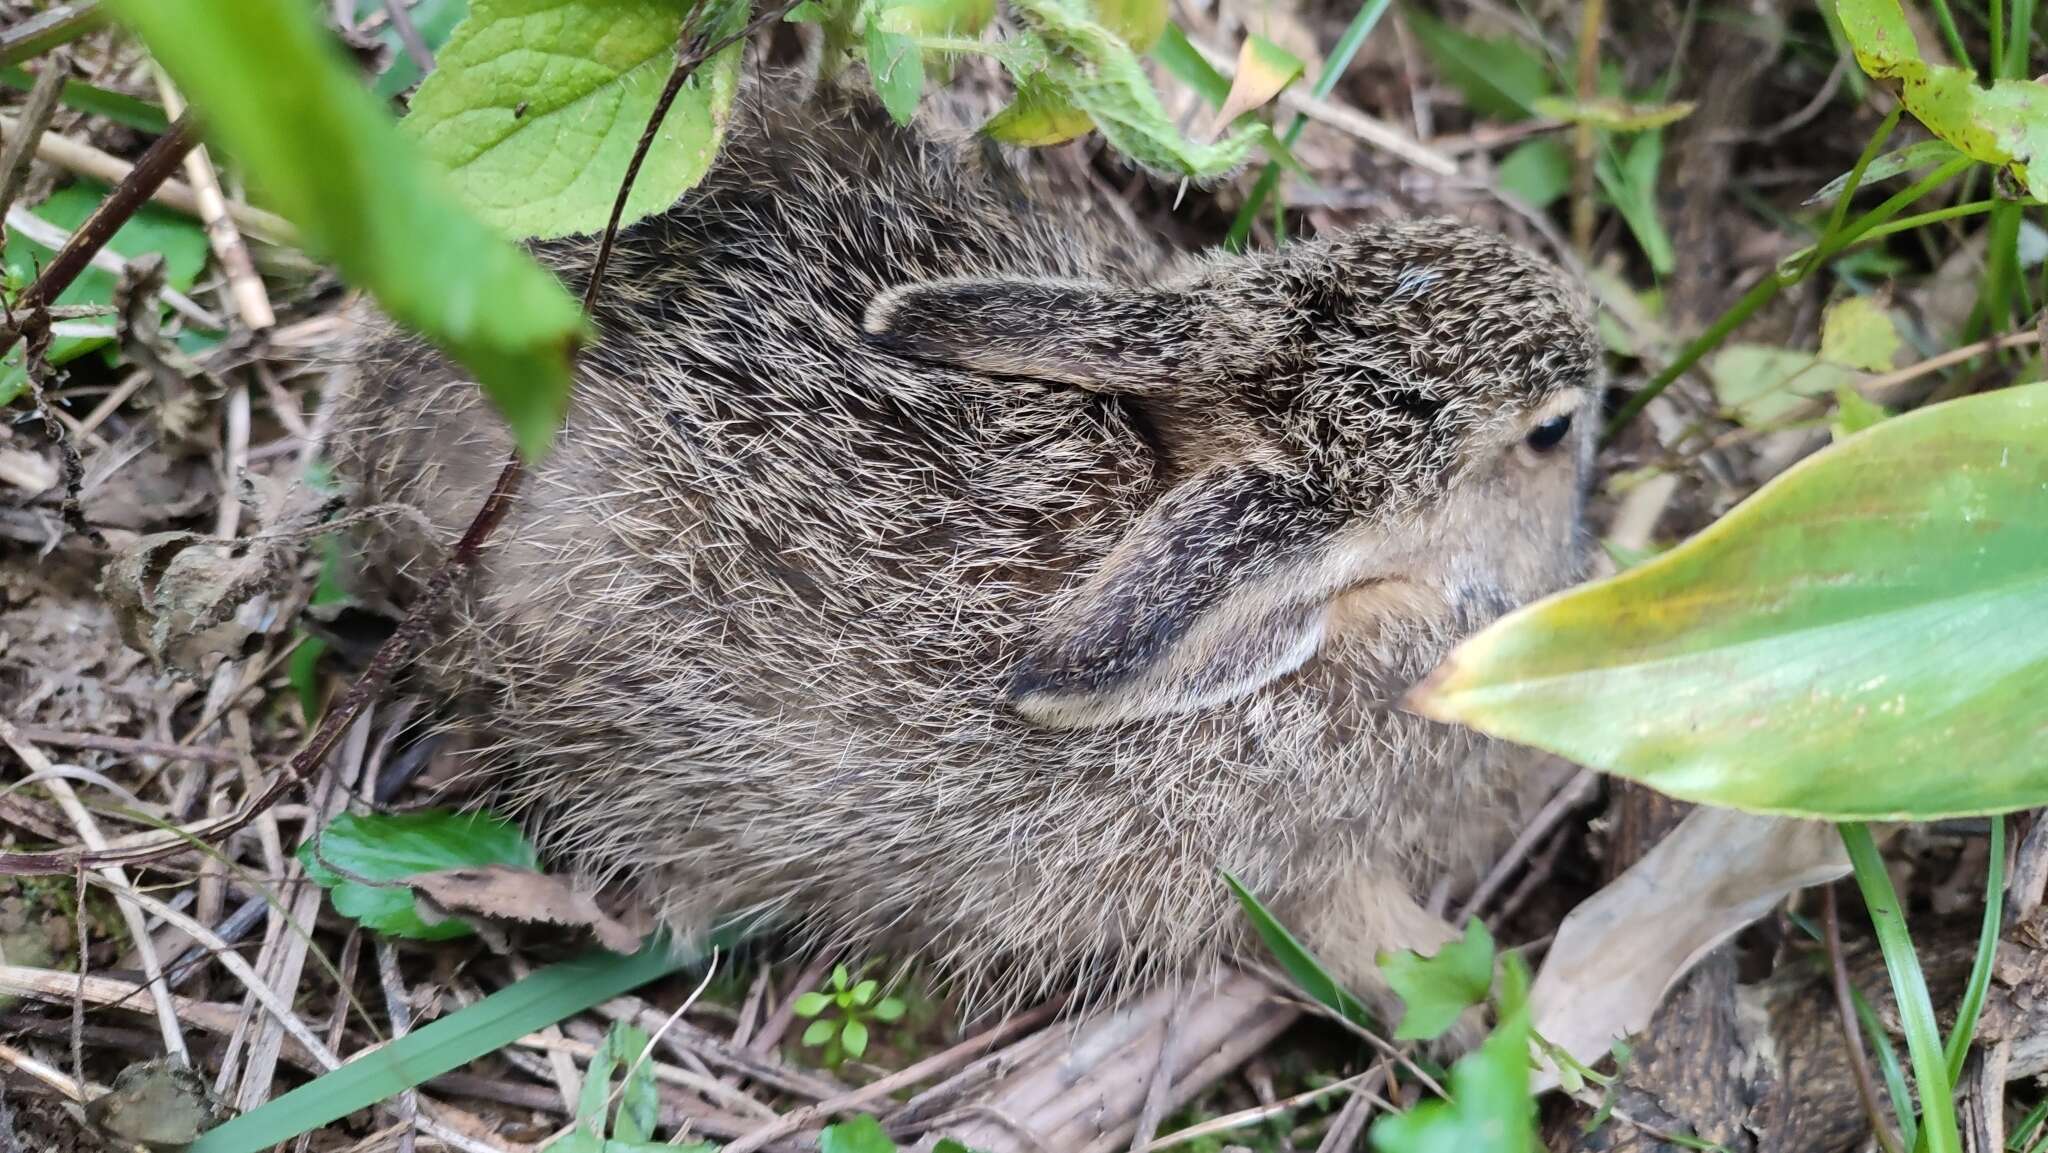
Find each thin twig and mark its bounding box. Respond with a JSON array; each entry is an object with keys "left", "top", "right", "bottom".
[
  {"left": 0, "top": 51, "right": 67, "bottom": 217},
  {"left": 0, "top": 112, "right": 296, "bottom": 244},
  {"left": 381, "top": 0, "right": 436, "bottom": 71},
  {"left": 1570, "top": 0, "right": 1604, "bottom": 256},
  {"left": 5, "top": 726, "right": 240, "bottom": 766},
  {"left": 1458, "top": 768, "right": 1599, "bottom": 921},
  {"left": 1825, "top": 886, "right": 1905, "bottom": 1153},
  {"left": 152, "top": 68, "right": 275, "bottom": 331},
  {"left": 1184, "top": 36, "right": 1458, "bottom": 177},
  {"left": 1141, "top": 1069, "right": 1390, "bottom": 1153},
  {"left": 5, "top": 205, "right": 226, "bottom": 330}
]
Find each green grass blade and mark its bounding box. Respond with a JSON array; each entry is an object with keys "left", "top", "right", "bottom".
[
  {"left": 1842, "top": 823, "right": 1960, "bottom": 1153},
  {"left": 1151, "top": 24, "right": 1229, "bottom": 107},
  {"left": 1943, "top": 815, "right": 2005, "bottom": 1084},
  {"left": 1853, "top": 987, "right": 1918, "bottom": 1151},
  {"left": 189, "top": 924, "right": 755, "bottom": 1153},
  {"left": 2012, "top": 1098, "right": 2048, "bottom": 1151},
  {"left": 1923, "top": 0, "right": 1972, "bottom": 73},
  {"left": 0, "top": 66, "right": 169, "bottom": 132},
  {"left": 1222, "top": 869, "right": 1372, "bottom": 1029},
  {"left": 1223, "top": 0, "right": 1392, "bottom": 248}
]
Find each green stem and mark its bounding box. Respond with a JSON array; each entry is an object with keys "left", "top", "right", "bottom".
[
  {"left": 1942, "top": 815, "right": 2005, "bottom": 1084},
  {"left": 1924, "top": 0, "right": 1973, "bottom": 72},
  {"left": 2007, "top": 0, "right": 2039, "bottom": 79},
  {"left": 1224, "top": 0, "right": 1392, "bottom": 249},
  {"left": 1822, "top": 106, "right": 1902, "bottom": 246},
  {"left": 1841, "top": 823, "right": 1962, "bottom": 1153},
  {"left": 1602, "top": 271, "right": 1783, "bottom": 439},
  {"left": 1994, "top": 0, "right": 2007, "bottom": 77}
]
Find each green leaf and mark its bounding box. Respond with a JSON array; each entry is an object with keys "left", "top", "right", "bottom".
[
  {"left": 791, "top": 991, "right": 831, "bottom": 1018},
  {"left": 298, "top": 810, "right": 538, "bottom": 939},
  {"left": 1402, "top": 6, "right": 1551, "bottom": 121},
  {"left": 1818, "top": 295, "right": 1900, "bottom": 372},
  {"left": 831, "top": 963, "right": 852, "bottom": 989},
  {"left": 1495, "top": 137, "right": 1570, "bottom": 208},
  {"left": 1376, "top": 920, "right": 1495, "bottom": 1043},
  {"left": 0, "top": 66, "right": 170, "bottom": 132},
  {"left": 288, "top": 534, "right": 350, "bottom": 723},
  {"left": 1007, "top": 0, "right": 1267, "bottom": 179},
  {"left": 1831, "top": 385, "right": 1890, "bottom": 439},
  {"left": 872, "top": 996, "right": 906, "bottom": 1022},
  {"left": 1411, "top": 381, "right": 2048, "bottom": 821},
  {"left": 189, "top": 928, "right": 753, "bottom": 1153},
  {"left": 1087, "top": 0, "right": 1165, "bottom": 52},
  {"left": 104, "top": 0, "right": 590, "bottom": 461},
  {"left": 1210, "top": 34, "right": 1305, "bottom": 128},
  {"left": 841, "top": 1017, "right": 869, "bottom": 1057},
  {"left": 932, "top": 1142, "right": 976, "bottom": 1153},
  {"left": 1368, "top": 958, "right": 1535, "bottom": 1153},
  {"left": 1, "top": 183, "right": 209, "bottom": 403},
  {"left": 1595, "top": 130, "right": 1675, "bottom": 277},
  {"left": 1805, "top": 138, "right": 1967, "bottom": 205},
  {"left": 865, "top": 23, "right": 926, "bottom": 125},
  {"left": 802, "top": 1017, "right": 838, "bottom": 1047},
  {"left": 850, "top": 978, "right": 878, "bottom": 1005},
  {"left": 1223, "top": 870, "right": 1371, "bottom": 1028},
  {"left": 1709, "top": 343, "right": 1860, "bottom": 427},
  {"left": 404, "top": 0, "right": 748, "bottom": 240},
  {"left": 1530, "top": 95, "right": 1695, "bottom": 132},
  {"left": 984, "top": 74, "right": 1095, "bottom": 145},
  {"left": 1149, "top": 23, "right": 1229, "bottom": 108},
  {"left": 786, "top": 0, "right": 830, "bottom": 19},
  {"left": 875, "top": 0, "right": 995, "bottom": 37},
  {"left": 1836, "top": 0, "right": 2048, "bottom": 198},
  {"left": 819, "top": 1115, "right": 895, "bottom": 1153}
]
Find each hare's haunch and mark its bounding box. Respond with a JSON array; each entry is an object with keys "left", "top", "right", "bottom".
[{"left": 337, "top": 86, "right": 1601, "bottom": 1019}]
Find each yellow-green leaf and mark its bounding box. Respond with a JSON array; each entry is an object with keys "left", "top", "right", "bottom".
[
  {"left": 877, "top": 0, "right": 995, "bottom": 36},
  {"left": 1088, "top": 0, "right": 1165, "bottom": 52},
  {"left": 984, "top": 74, "right": 1094, "bottom": 145},
  {"left": 1819, "top": 295, "right": 1901, "bottom": 372},
  {"left": 1410, "top": 382, "right": 2048, "bottom": 821},
  {"left": 1711, "top": 343, "right": 1860, "bottom": 427},
  {"left": 1210, "top": 34, "right": 1304, "bottom": 131},
  {"left": 1837, "top": 0, "right": 2048, "bottom": 198},
  {"left": 1530, "top": 95, "right": 1696, "bottom": 132}
]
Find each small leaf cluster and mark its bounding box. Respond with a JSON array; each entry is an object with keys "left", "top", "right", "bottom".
[
  {"left": 792, "top": 963, "right": 906, "bottom": 1064},
  {"left": 548, "top": 1021, "right": 714, "bottom": 1153},
  {"left": 298, "top": 810, "right": 538, "bottom": 940},
  {"left": 819, "top": 1114, "right": 978, "bottom": 1153}
]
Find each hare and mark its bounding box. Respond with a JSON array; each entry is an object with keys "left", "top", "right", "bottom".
[{"left": 335, "top": 83, "right": 1600, "bottom": 1021}]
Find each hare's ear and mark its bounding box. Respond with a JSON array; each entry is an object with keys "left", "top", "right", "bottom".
[
  {"left": 1009, "top": 463, "right": 1346, "bottom": 728},
  {"left": 863, "top": 277, "right": 1247, "bottom": 392}
]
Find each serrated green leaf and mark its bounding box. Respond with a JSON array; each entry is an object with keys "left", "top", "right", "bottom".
[
  {"left": 404, "top": 0, "right": 748, "bottom": 240},
  {"left": 1223, "top": 870, "right": 1372, "bottom": 1027},
  {"left": 865, "top": 23, "right": 925, "bottom": 124},
  {"left": 1495, "top": 136, "right": 1570, "bottom": 208},
  {"left": 1819, "top": 295, "right": 1900, "bottom": 372},
  {"left": 819, "top": 1115, "right": 895, "bottom": 1153},
  {"left": 983, "top": 74, "right": 1094, "bottom": 145},
  {"left": 1837, "top": 0, "right": 2048, "bottom": 198},
  {"left": 802, "top": 1017, "right": 838, "bottom": 1047},
  {"left": 1007, "top": 0, "right": 1265, "bottom": 179},
  {"left": 1805, "top": 138, "right": 1967, "bottom": 205},
  {"left": 792, "top": 991, "right": 831, "bottom": 1017},
  {"left": 1368, "top": 958, "right": 1534, "bottom": 1153},
  {"left": 841, "top": 1017, "right": 869, "bottom": 1057},
  {"left": 1411, "top": 382, "right": 2048, "bottom": 821},
  {"left": 103, "top": 0, "right": 589, "bottom": 460},
  {"left": 1376, "top": 920, "right": 1495, "bottom": 1042},
  {"left": 298, "top": 810, "right": 538, "bottom": 939},
  {"left": 1, "top": 183, "right": 209, "bottom": 403},
  {"left": 1402, "top": 6, "right": 1551, "bottom": 120}
]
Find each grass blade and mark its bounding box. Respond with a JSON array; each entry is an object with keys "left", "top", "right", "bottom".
[
  {"left": 1222, "top": 869, "right": 1372, "bottom": 1028},
  {"left": 1943, "top": 814, "right": 2005, "bottom": 1084},
  {"left": 1841, "top": 823, "right": 1960, "bottom": 1153},
  {"left": 189, "top": 923, "right": 754, "bottom": 1153},
  {"left": 1852, "top": 986, "right": 1918, "bottom": 1152}
]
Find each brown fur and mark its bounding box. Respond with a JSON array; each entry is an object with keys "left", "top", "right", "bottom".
[{"left": 333, "top": 81, "right": 1601, "bottom": 1020}]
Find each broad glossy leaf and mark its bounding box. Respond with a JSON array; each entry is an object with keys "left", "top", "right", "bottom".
[
  {"left": 1377, "top": 920, "right": 1495, "bottom": 1042},
  {"left": 865, "top": 22, "right": 926, "bottom": 125},
  {"left": 404, "top": 0, "right": 748, "bottom": 239},
  {"left": 105, "top": 0, "right": 589, "bottom": 459},
  {"left": 299, "top": 810, "right": 539, "bottom": 939},
  {"left": 1837, "top": 0, "right": 2048, "bottom": 198},
  {"left": 1411, "top": 382, "right": 2048, "bottom": 820}
]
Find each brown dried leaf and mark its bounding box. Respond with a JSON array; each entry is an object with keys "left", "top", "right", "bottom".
[
  {"left": 408, "top": 864, "right": 644, "bottom": 952},
  {"left": 100, "top": 531, "right": 278, "bottom": 677}
]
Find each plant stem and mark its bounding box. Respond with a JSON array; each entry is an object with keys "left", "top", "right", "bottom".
[
  {"left": 2007, "top": 0, "right": 2038, "bottom": 79},
  {"left": 1994, "top": 0, "right": 2007, "bottom": 78},
  {"left": 1570, "top": 0, "right": 1604, "bottom": 257},
  {"left": 1601, "top": 270, "right": 1782, "bottom": 439},
  {"left": 1924, "top": 0, "right": 1973, "bottom": 72},
  {"left": 1943, "top": 815, "right": 2005, "bottom": 1084},
  {"left": 1223, "top": 0, "right": 1392, "bottom": 248},
  {"left": 1821, "top": 106, "right": 1902, "bottom": 246},
  {"left": 1841, "top": 823, "right": 1962, "bottom": 1153}
]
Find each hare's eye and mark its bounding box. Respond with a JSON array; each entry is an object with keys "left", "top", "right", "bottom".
[{"left": 1524, "top": 414, "right": 1572, "bottom": 452}]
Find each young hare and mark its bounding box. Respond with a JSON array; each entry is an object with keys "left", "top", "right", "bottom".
[{"left": 338, "top": 85, "right": 1600, "bottom": 1019}]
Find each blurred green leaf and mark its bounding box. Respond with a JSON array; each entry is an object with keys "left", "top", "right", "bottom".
[
  {"left": 1087, "top": 0, "right": 1166, "bottom": 52},
  {"left": 1819, "top": 295, "right": 1900, "bottom": 372},
  {"left": 842, "top": 1017, "right": 869, "bottom": 1057},
  {"left": 1710, "top": 343, "right": 1860, "bottom": 427},
  {"left": 1411, "top": 382, "right": 2048, "bottom": 820},
  {"left": 792, "top": 991, "right": 831, "bottom": 1017},
  {"left": 404, "top": 0, "right": 747, "bottom": 240},
  {"left": 1531, "top": 95, "right": 1695, "bottom": 132},
  {"left": 1377, "top": 920, "right": 1495, "bottom": 1043},
  {"left": 1149, "top": 23, "right": 1230, "bottom": 107},
  {"left": 1402, "top": 6, "right": 1551, "bottom": 120},
  {"left": 1837, "top": 0, "right": 2048, "bottom": 198},
  {"left": 819, "top": 1115, "right": 895, "bottom": 1153},
  {"left": 1, "top": 183, "right": 208, "bottom": 403},
  {"left": 1595, "top": 130, "right": 1674, "bottom": 276},
  {"left": 104, "top": 0, "right": 590, "bottom": 460},
  {"left": 873, "top": 996, "right": 906, "bottom": 1021},
  {"left": 299, "top": 810, "right": 538, "bottom": 939},
  {"left": 984, "top": 74, "right": 1094, "bottom": 145},
  {"left": 876, "top": 0, "right": 994, "bottom": 36},
  {"left": 1805, "top": 138, "right": 1967, "bottom": 205},
  {"left": 865, "top": 22, "right": 926, "bottom": 124},
  {"left": 0, "top": 66, "right": 169, "bottom": 132},
  {"left": 1496, "top": 136, "right": 1570, "bottom": 208},
  {"left": 1369, "top": 958, "right": 1534, "bottom": 1153},
  {"left": 1831, "top": 384, "right": 1890, "bottom": 439},
  {"left": 1224, "top": 870, "right": 1372, "bottom": 1028},
  {"left": 803, "top": 1018, "right": 837, "bottom": 1046}
]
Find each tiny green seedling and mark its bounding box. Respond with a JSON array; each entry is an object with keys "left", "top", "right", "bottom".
[{"left": 792, "top": 963, "right": 907, "bottom": 1065}]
